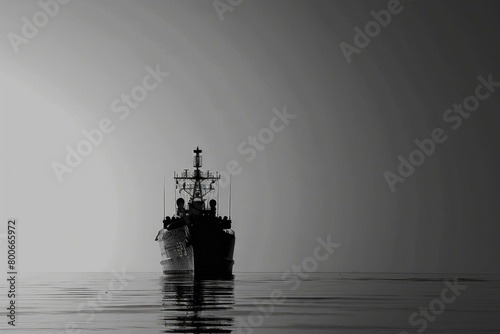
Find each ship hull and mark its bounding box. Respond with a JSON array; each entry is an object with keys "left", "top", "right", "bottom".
[
  {"left": 158, "top": 224, "right": 235, "bottom": 278},
  {"left": 159, "top": 225, "right": 194, "bottom": 274}
]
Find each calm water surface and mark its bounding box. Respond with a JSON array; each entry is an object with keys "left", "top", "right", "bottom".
[{"left": 3, "top": 273, "right": 499, "bottom": 333}]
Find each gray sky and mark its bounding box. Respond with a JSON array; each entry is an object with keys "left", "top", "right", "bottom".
[{"left": 1, "top": 0, "right": 499, "bottom": 273}]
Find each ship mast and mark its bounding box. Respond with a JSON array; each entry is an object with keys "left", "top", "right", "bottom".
[
  {"left": 193, "top": 146, "right": 203, "bottom": 200},
  {"left": 174, "top": 147, "right": 221, "bottom": 203}
]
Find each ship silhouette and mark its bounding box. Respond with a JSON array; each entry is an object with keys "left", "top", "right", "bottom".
[{"left": 156, "top": 147, "right": 235, "bottom": 279}]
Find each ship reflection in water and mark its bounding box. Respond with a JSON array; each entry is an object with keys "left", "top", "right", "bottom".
[{"left": 161, "top": 274, "right": 235, "bottom": 333}]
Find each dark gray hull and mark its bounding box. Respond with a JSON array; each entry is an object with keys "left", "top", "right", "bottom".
[{"left": 158, "top": 224, "right": 235, "bottom": 278}]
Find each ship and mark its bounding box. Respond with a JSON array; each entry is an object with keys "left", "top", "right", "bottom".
[{"left": 155, "top": 147, "right": 235, "bottom": 279}]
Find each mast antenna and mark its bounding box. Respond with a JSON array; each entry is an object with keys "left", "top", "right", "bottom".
[
  {"left": 217, "top": 173, "right": 220, "bottom": 216},
  {"left": 229, "top": 174, "right": 232, "bottom": 218},
  {"left": 163, "top": 174, "right": 166, "bottom": 218}
]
